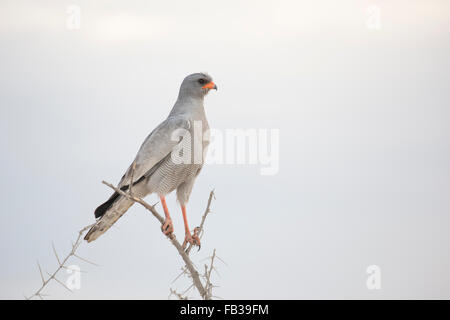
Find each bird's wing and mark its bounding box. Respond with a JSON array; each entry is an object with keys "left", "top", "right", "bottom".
[{"left": 118, "top": 116, "right": 190, "bottom": 188}]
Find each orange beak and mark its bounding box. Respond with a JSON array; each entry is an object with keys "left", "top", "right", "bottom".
[{"left": 202, "top": 81, "right": 217, "bottom": 90}]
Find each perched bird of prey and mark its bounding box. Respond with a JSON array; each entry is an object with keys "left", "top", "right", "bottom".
[{"left": 84, "top": 73, "right": 217, "bottom": 248}]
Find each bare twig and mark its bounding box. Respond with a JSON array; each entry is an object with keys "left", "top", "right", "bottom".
[
  {"left": 186, "top": 190, "right": 215, "bottom": 255},
  {"left": 204, "top": 249, "right": 217, "bottom": 298},
  {"left": 102, "top": 180, "right": 214, "bottom": 299},
  {"left": 37, "top": 261, "right": 45, "bottom": 285},
  {"left": 169, "top": 288, "right": 188, "bottom": 300},
  {"left": 45, "top": 271, "right": 73, "bottom": 293},
  {"left": 73, "top": 253, "right": 98, "bottom": 266},
  {"left": 26, "top": 224, "right": 95, "bottom": 300},
  {"left": 171, "top": 266, "right": 189, "bottom": 284},
  {"left": 28, "top": 181, "right": 218, "bottom": 300},
  {"left": 51, "top": 243, "right": 61, "bottom": 265}
]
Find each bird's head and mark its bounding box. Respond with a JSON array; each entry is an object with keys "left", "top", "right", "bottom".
[{"left": 179, "top": 73, "right": 217, "bottom": 99}]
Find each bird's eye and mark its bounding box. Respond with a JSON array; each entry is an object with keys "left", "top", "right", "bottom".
[{"left": 198, "top": 79, "right": 206, "bottom": 85}]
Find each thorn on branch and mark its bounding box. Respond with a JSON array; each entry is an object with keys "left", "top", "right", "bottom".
[
  {"left": 103, "top": 181, "right": 217, "bottom": 299},
  {"left": 26, "top": 224, "right": 96, "bottom": 300}
]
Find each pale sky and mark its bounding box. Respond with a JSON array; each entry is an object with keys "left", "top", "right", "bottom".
[{"left": 1, "top": 0, "right": 450, "bottom": 299}]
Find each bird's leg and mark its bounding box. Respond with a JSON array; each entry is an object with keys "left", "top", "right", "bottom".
[
  {"left": 181, "top": 205, "right": 201, "bottom": 250},
  {"left": 160, "top": 196, "right": 174, "bottom": 235}
]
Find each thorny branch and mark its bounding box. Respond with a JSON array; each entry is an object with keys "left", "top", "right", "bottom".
[
  {"left": 26, "top": 224, "right": 96, "bottom": 300},
  {"left": 204, "top": 249, "right": 217, "bottom": 298},
  {"left": 169, "top": 248, "right": 223, "bottom": 300},
  {"left": 168, "top": 288, "right": 188, "bottom": 300},
  {"left": 102, "top": 181, "right": 218, "bottom": 300},
  {"left": 28, "top": 183, "right": 219, "bottom": 300},
  {"left": 185, "top": 190, "right": 215, "bottom": 255}
]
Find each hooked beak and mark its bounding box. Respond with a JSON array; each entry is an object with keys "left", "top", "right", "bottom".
[{"left": 202, "top": 81, "right": 217, "bottom": 90}]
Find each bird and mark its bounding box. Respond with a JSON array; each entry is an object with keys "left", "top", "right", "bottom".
[{"left": 84, "top": 73, "right": 217, "bottom": 249}]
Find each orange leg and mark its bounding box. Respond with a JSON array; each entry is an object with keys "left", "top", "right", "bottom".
[
  {"left": 160, "top": 196, "right": 174, "bottom": 235},
  {"left": 181, "top": 205, "right": 200, "bottom": 250}
]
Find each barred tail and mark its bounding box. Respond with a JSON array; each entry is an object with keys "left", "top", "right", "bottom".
[{"left": 84, "top": 193, "right": 134, "bottom": 242}]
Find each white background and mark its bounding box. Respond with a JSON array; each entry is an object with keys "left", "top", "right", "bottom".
[{"left": 0, "top": 0, "right": 449, "bottom": 299}]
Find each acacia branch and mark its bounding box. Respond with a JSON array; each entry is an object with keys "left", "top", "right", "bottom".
[
  {"left": 204, "top": 248, "right": 217, "bottom": 298},
  {"left": 169, "top": 288, "right": 188, "bottom": 300},
  {"left": 186, "top": 190, "right": 215, "bottom": 255},
  {"left": 27, "top": 183, "right": 217, "bottom": 300},
  {"left": 27, "top": 224, "right": 95, "bottom": 300},
  {"left": 102, "top": 180, "right": 216, "bottom": 300}
]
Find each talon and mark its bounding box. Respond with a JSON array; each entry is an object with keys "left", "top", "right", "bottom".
[
  {"left": 182, "top": 230, "right": 201, "bottom": 250},
  {"left": 161, "top": 218, "right": 174, "bottom": 236},
  {"left": 193, "top": 227, "right": 201, "bottom": 251}
]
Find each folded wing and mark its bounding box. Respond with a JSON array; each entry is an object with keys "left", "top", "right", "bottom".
[{"left": 118, "top": 116, "right": 191, "bottom": 189}]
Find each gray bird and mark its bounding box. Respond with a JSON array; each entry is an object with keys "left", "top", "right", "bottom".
[{"left": 84, "top": 73, "right": 217, "bottom": 248}]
